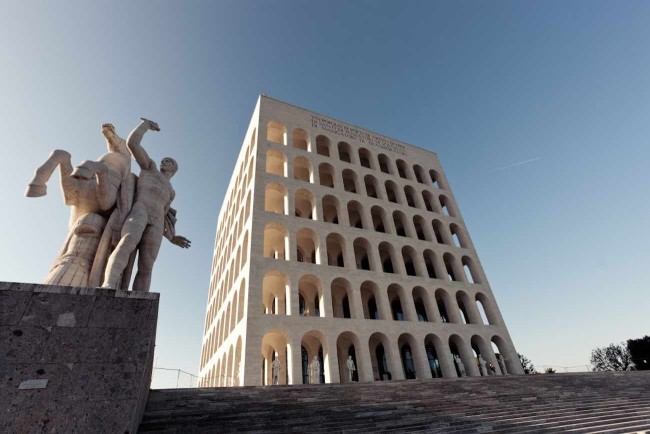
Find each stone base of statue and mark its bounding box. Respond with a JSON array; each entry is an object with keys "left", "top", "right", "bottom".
[{"left": 0, "top": 281, "right": 159, "bottom": 433}]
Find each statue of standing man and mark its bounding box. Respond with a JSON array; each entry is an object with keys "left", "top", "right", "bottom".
[
  {"left": 310, "top": 356, "right": 321, "bottom": 384},
  {"left": 102, "top": 118, "right": 190, "bottom": 292},
  {"left": 346, "top": 355, "right": 356, "bottom": 382}
]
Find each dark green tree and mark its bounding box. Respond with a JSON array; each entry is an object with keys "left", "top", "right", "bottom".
[
  {"left": 590, "top": 343, "right": 633, "bottom": 371},
  {"left": 627, "top": 336, "right": 650, "bottom": 371},
  {"left": 545, "top": 367, "right": 556, "bottom": 374},
  {"left": 518, "top": 353, "right": 537, "bottom": 374}
]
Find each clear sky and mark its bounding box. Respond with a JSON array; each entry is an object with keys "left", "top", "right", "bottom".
[{"left": 1, "top": 1, "right": 648, "bottom": 387}]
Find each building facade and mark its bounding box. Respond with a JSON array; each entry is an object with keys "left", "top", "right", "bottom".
[{"left": 198, "top": 96, "right": 524, "bottom": 387}]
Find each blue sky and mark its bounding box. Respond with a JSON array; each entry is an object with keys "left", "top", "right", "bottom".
[{"left": 1, "top": 1, "right": 648, "bottom": 386}]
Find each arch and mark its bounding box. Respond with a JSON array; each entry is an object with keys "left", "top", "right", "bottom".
[
  {"left": 316, "top": 135, "right": 330, "bottom": 156},
  {"left": 398, "top": 333, "right": 420, "bottom": 379},
  {"left": 430, "top": 169, "right": 445, "bottom": 189},
  {"left": 413, "top": 165, "right": 427, "bottom": 184},
  {"left": 412, "top": 286, "right": 432, "bottom": 322},
  {"left": 476, "top": 292, "right": 499, "bottom": 325},
  {"left": 450, "top": 223, "right": 469, "bottom": 248},
  {"left": 293, "top": 156, "right": 313, "bottom": 183},
  {"left": 435, "top": 288, "right": 454, "bottom": 323},
  {"left": 456, "top": 291, "right": 473, "bottom": 324},
  {"left": 294, "top": 188, "right": 315, "bottom": 220},
  {"left": 360, "top": 280, "right": 381, "bottom": 320},
  {"left": 364, "top": 174, "right": 380, "bottom": 199},
  {"left": 292, "top": 128, "right": 310, "bottom": 151},
  {"left": 342, "top": 169, "right": 358, "bottom": 193},
  {"left": 353, "top": 237, "right": 372, "bottom": 271},
  {"left": 491, "top": 335, "right": 520, "bottom": 375},
  {"left": 378, "top": 241, "right": 397, "bottom": 274},
  {"left": 301, "top": 330, "right": 329, "bottom": 383},
  {"left": 326, "top": 233, "right": 346, "bottom": 267},
  {"left": 265, "top": 183, "right": 288, "bottom": 215},
  {"left": 404, "top": 185, "right": 419, "bottom": 208},
  {"left": 471, "top": 334, "right": 498, "bottom": 376},
  {"left": 439, "top": 195, "right": 455, "bottom": 217},
  {"left": 384, "top": 180, "right": 399, "bottom": 203},
  {"left": 370, "top": 206, "right": 387, "bottom": 233},
  {"left": 401, "top": 246, "right": 420, "bottom": 277},
  {"left": 338, "top": 141, "right": 353, "bottom": 163},
  {"left": 462, "top": 256, "right": 482, "bottom": 284},
  {"left": 396, "top": 159, "right": 410, "bottom": 179},
  {"left": 266, "top": 149, "right": 287, "bottom": 177},
  {"left": 331, "top": 277, "right": 354, "bottom": 319},
  {"left": 237, "top": 279, "right": 245, "bottom": 321},
  {"left": 432, "top": 219, "right": 450, "bottom": 244},
  {"left": 369, "top": 332, "right": 396, "bottom": 381},
  {"left": 347, "top": 201, "right": 364, "bottom": 229},
  {"left": 377, "top": 154, "right": 392, "bottom": 174},
  {"left": 296, "top": 228, "right": 319, "bottom": 264},
  {"left": 267, "top": 121, "right": 287, "bottom": 145},
  {"left": 318, "top": 163, "right": 335, "bottom": 188},
  {"left": 234, "top": 337, "right": 243, "bottom": 386},
  {"left": 261, "top": 329, "right": 291, "bottom": 385},
  {"left": 263, "top": 223, "right": 288, "bottom": 260},
  {"left": 322, "top": 195, "right": 340, "bottom": 224},
  {"left": 413, "top": 215, "right": 428, "bottom": 241},
  {"left": 387, "top": 283, "right": 407, "bottom": 321},
  {"left": 298, "top": 274, "right": 323, "bottom": 317},
  {"left": 424, "top": 334, "right": 444, "bottom": 378},
  {"left": 449, "top": 334, "right": 478, "bottom": 377},
  {"left": 392, "top": 210, "right": 409, "bottom": 237},
  {"left": 358, "top": 148, "right": 373, "bottom": 168},
  {"left": 337, "top": 332, "right": 362, "bottom": 383},
  {"left": 422, "top": 190, "right": 437, "bottom": 212},
  {"left": 422, "top": 250, "right": 439, "bottom": 279}
]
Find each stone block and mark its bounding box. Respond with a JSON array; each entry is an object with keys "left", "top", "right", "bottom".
[
  {"left": 88, "top": 295, "right": 153, "bottom": 329},
  {"left": 64, "top": 362, "right": 140, "bottom": 400},
  {"left": 0, "top": 326, "right": 51, "bottom": 363},
  {"left": 40, "top": 327, "right": 115, "bottom": 363},
  {"left": 20, "top": 291, "right": 95, "bottom": 327},
  {"left": 0, "top": 290, "right": 31, "bottom": 325},
  {"left": 112, "top": 327, "right": 154, "bottom": 364}
]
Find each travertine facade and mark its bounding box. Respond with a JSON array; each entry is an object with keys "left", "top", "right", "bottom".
[{"left": 198, "top": 96, "right": 523, "bottom": 387}]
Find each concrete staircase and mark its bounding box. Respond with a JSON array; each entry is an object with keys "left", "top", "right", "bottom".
[{"left": 139, "top": 371, "right": 650, "bottom": 433}]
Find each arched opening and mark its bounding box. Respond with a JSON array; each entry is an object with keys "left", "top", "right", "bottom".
[
  {"left": 342, "top": 169, "right": 358, "bottom": 193},
  {"left": 369, "top": 332, "right": 394, "bottom": 381},
  {"left": 358, "top": 148, "right": 372, "bottom": 168},
  {"left": 293, "top": 156, "right": 313, "bottom": 183},
  {"left": 385, "top": 180, "right": 399, "bottom": 203},
  {"left": 266, "top": 149, "right": 287, "bottom": 177},
  {"left": 331, "top": 277, "right": 354, "bottom": 319},
  {"left": 412, "top": 286, "right": 431, "bottom": 322},
  {"left": 316, "top": 135, "right": 330, "bottom": 156},
  {"left": 337, "top": 332, "right": 362, "bottom": 383},
  {"left": 353, "top": 237, "right": 372, "bottom": 271},
  {"left": 263, "top": 223, "right": 288, "bottom": 260},
  {"left": 388, "top": 284, "right": 407, "bottom": 321},
  {"left": 449, "top": 334, "right": 475, "bottom": 377},
  {"left": 396, "top": 159, "right": 410, "bottom": 179},
  {"left": 318, "top": 163, "right": 335, "bottom": 188},
  {"left": 432, "top": 220, "right": 450, "bottom": 244},
  {"left": 370, "top": 206, "right": 387, "bottom": 233},
  {"left": 398, "top": 334, "right": 418, "bottom": 379},
  {"left": 292, "top": 128, "right": 310, "bottom": 151},
  {"left": 439, "top": 195, "right": 455, "bottom": 217},
  {"left": 444, "top": 253, "right": 460, "bottom": 281},
  {"left": 476, "top": 293, "right": 498, "bottom": 325},
  {"left": 338, "top": 141, "right": 353, "bottom": 163},
  {"left": 296, "top": 228, "right": 319, "bottom": 264},
  {"left": 378, "top": 154, "right": 392, "bottom": 174},
  {"left": 322, "top": 195, "right": 340, "bottom": 224},
  {"left": 360, "top": 281, "right": 381, "bottom": 320},
  {"left": 401, "top": 246, "right": 419, "bottom": 277},
  {"left": 233, "top": 337, "right": 243, "bottom": 386},
  {"left": 413, "top": 165, "right": 426, "bottom": 184},
  {"left": 413, "top": 215, "right": 428, "bottom": 241},
  {"left": 423, "top": 249, "right": 439, "bottom": 279},
  {"left": 347, "top": 201, "right": 364, "bottom": 229},
  {"left": 435, "top": 289, "right": 453, "bottom": 323},
  {"left": 424, "top": 335, "right": 443, "bottom": 378},
  {"left": 378, "top": 241, "right": 397, "bottom": 273},
  {"left": 430, "top": 169, "right": 444, "bottom": 189},
  {"left": 301, "top": 331, "right": 328, "bottom": 384},
  {"left": 462, "top": 256, "right": 482, "bottom": 284},
  {"left": 491, "top": 336, "right": 519, "bottom": 375},
  {"left": 456, "top": 291, "right": 472, "bottom": 324},
  {"left": 422, "top": 190, "right": 437, "bottom": 213},
  {"left": 265, "top": 183, "right": 287, "bottom": 215},
  {"left": 450, "top": 223, "right": 469, "bottom": 248},
  {"left": 364, "top": 175, "right": 380, "bottom": 199},
  {"left": 393, "top": 211, "right": 409, "bottom": 237},
  {"left": 404, "top": 186, "right": 418, "bottom": 208},
  {"left": 471, "top": 335, "right": 495, "bottom": 376},
  {"left": 261, "top": 330, "right": 291, "bottom": 385},
  {"left": 326, "top": 233, "right": 345, "bottom": 267},
  {"left": 298, "top": 274, "right": 323, "bottom": 317},
  {"left": 267, "top": 121, "right": 287, "bottom": 145},
  {"left": 262, "top": 271, "right": 289, "bottom": 315},
  {"left": 294, "top": 189, "right": 315, "bottom": 220}
]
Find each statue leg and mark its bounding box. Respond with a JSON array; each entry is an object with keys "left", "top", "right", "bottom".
[
  {"left": 102, "top": 203, "right": 147, "bottom": 289},
  {"left": 131, "top": 223, "right": 164, "bottom": 292},
  {"left": 26, "top": 150, "right": 73, "bottom": 197}
]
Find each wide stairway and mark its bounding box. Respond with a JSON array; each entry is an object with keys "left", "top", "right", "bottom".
[{"left": 140, "top": 371, "right": 650, "bottom": 433}]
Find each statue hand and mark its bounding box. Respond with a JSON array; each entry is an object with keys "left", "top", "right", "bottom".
[
  {"left": 171, "top": 235, "right": 191, "bottom": 248},
  {"left": 140, "top": 117, "right": 161, "bottom": 132}
]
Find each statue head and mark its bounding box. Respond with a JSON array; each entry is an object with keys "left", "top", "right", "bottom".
[{"left": 161, "top": 157, "right": 178, "bottom": 177}]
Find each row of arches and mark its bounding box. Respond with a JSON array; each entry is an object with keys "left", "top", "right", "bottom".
[
  {"left": 260, "top": 329, "right": 521, "bottom": 385},
  {"left": 201, "top": 336, "right": 243, "bottom": 387},
  {"left": 266, "top": 121, "right": 445, "bottom": 189},
  {"left": 262, "top": 272, "right": 499, "bottom": 325},
  {"left": 263, "top": 224, "right": 481, "bottom": 284},
  {"left": 266, "top": 150, "right": 454, "bottom": 216}
]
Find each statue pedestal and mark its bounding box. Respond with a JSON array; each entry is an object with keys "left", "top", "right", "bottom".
[{"left": 0, "top": 281, "right": 159, "bottom": 433}]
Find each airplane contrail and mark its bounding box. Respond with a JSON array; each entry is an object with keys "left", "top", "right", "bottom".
[{"left": 488, "top": 157, "right": 541, "bottom": 173}]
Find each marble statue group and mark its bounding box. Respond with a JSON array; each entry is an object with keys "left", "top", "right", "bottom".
[{"left": 26, "top": 118, "right": 191, "bottom": 292}]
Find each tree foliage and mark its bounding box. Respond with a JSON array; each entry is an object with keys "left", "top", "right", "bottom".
[
  {"left": 627, "top": 335, "right": 650, "bottom": 371},
  {"left": 518, "top": 353, "right": 537, "bottom": 374},
  {"left": 590, "top": 342, "right": 633, "bottom": 372},
  {"left": 545, "top": 367, "right": 556, "bottom": 374}
]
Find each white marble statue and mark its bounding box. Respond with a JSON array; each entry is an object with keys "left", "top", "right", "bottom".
[
  {"left": 272, "top": 353, "right": 280, "bottom": 385},
  {"left": 478, "top": 354, "right": 487, "bottom": 376},
  {"left": 310, "top": 356, "right": 321, "bottom": 384},
  {"left": 346, "top": 355, "right": 356, "bottom": 382},
  {"left": 102, "top": 118, "right": 191, "bottom": 292},
  {"left": 455, "top": 355, "right": 466, "bottom": 377}
]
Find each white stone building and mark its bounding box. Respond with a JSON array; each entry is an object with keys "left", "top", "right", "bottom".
[{"left": 198, "top": 95, "right": 524, "bottom": 387}]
